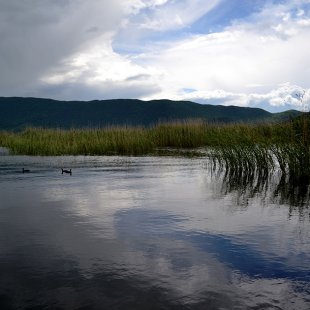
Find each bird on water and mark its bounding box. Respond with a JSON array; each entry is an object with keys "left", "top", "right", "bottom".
[
  {"left": 61, "top": 168, "right": 72, "bottom": 175},
  {"left": 22, "top": 168, "right": 30, "bottom": 173}
]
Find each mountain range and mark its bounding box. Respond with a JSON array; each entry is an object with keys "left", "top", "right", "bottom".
[{"left": 0, "top": 97, "right": 301, "bottom": 130}]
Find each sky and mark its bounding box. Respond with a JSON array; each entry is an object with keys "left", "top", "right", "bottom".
[{"left": 0, "top": 0, "right": 310, "bottom": 112}]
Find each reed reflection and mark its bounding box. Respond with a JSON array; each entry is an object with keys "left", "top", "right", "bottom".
[
  {"left": 211, "top": 159, "right": 310, "bottom": 212},
  {"left": 274, "top": 173, "right": 310, "bottom": 213}
]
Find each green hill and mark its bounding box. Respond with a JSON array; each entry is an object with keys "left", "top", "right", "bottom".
[{"left": 0, "top": 97, "right": 301, "bottom": 130}]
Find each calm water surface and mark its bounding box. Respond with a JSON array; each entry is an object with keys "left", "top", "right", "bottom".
[{"left": 0, "top": 153, "right": 309, "bottom": 309}]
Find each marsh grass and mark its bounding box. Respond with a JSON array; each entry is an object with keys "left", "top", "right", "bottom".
[
  {"left": 208, "top": 116, "right": 310, "bottom": 178},
  {"left": 0, "top": 127, "right": 154, "bottom": 156},
  {"left": 1, "top": 118, "right": 310, "bottom": 177}
]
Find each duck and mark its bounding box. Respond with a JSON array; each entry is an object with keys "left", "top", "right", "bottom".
[
  {"left": 61, "top": 168, "right": 72, "bottom": 175},
  {"left": 22, "top": 168, "right": 30, "bottom": 173}
]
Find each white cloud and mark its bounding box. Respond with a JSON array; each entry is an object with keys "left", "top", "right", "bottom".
[
  {"left": 136, "top": 25, "right": 310, "bottom": 101},
  {"left": 38, "top": 35, "right": 162, "bottom": 100},
  {"left": 130, "top": 1, "right": 310, "bottom": 111},
  {"left": 136, "top": 0, "right": 221, "bottom": 31},
  {"left": 174, "top": 83, "right": 310, "bottom": 112}
]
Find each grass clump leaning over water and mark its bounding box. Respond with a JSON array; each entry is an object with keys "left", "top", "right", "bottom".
[
  {"left": 1, "top": 116, "right": 310, "bottom": 177},
  {"left": 208, "top": 115, "right": 310, "bottom": 178}
]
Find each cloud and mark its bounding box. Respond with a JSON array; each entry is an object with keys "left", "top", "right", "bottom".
[
  {"left": 144, "top": 15, "right": 309, "bottom": 89},
  {"left": 133, "top": 0, "right": 310, "bottom": 111},
  {"left": 137, "top": 0, "right": 222, "bottom": 31},
  {"left": 175, "top": 83, "right": 310, "bottom": 112},
  {"left": 36, "top": 39, "right": 163, "bottom": 100},
  {"left": 0, "top": 0, "right": 309, "bottom": 112},
  {"left": 37, "top": 76, "right": 161, "bottom": 103},
  {"left": 35, "top": 80, "right": 161, "bottom": 101},
  {"left": 0, "top": 0, "right": 166, "bottom": 100},
  {"left": 0, "top": 0, "right": 127, "bottom": 95},
  {"left": 112, "top": 0, "right": 222, "bottom": 55}
]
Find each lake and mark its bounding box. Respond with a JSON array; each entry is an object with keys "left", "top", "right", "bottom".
[{"left": 0, "top": 153, "right": 309, "bottom": 309}]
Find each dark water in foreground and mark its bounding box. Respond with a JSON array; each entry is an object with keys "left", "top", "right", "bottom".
[{"left": 0, "top": 153, "right": 309, "bottom": 309}]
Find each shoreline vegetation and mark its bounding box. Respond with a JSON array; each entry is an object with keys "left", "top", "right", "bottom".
[{"left": 0, "top": 117, "right": 310, "bottom": 177}]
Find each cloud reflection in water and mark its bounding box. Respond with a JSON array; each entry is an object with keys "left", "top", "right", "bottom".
[{"left": 0, "top": 155, "right": 309, "bottom": 309}]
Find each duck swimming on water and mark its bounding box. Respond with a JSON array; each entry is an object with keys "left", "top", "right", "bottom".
[
  {"left": 61, "top": 168, "right": 72, "bottom": 175},
  {"left": 22, "top": 168, "right": 30, "bottom": 173}
]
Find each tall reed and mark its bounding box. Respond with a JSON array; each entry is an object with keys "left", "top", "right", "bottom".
[
  {"left": 1, "top": 127, "right": 154, "bottom": 156},
  {"left": 0, "top": 117, "right": 309, "bottom": 178}
]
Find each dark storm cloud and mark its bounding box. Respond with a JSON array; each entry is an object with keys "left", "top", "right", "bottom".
[{"left": 0, "top": 0, "right": 123, "bottom": 95}]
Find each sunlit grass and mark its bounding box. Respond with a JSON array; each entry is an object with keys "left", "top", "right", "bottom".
[{"left": 0, "top": 127, "right": 155, "bottom": 156}]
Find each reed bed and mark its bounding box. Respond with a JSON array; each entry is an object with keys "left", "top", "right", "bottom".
[
  {"left": 0, "top": 127, "right": 154, "bottom": 156},
  {"left": 0, "top": 118, "right": 309, "bottom": 177},
  {"left": 0, "top": 120, "right": 306, "bottom": 152}
]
